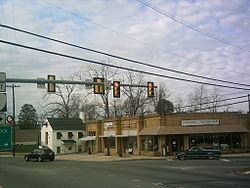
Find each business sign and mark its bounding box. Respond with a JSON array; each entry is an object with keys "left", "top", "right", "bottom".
[
  {"left": 182, "top": 119, "right": 219, "bottom": 126},
  {"left": 0, "top": 72, "right": 6, "bottom": 92},
  {"left": 0, "top": 125, "right": 12, "bottom": 151},
  {"left": 0, "top": 93, "right": 7, "bottom": 112}
]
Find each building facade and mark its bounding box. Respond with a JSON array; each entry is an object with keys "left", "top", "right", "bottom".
[
  {"left": 85, "top": 112, "right": 250, "bottom": 156},
  {"left": 41, "top": 118, "right": 86, "bottom": 155}
]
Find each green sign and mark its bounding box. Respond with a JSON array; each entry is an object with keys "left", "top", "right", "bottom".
[{"left": 0, "top": 125, "right": 12, "bottom": 151}]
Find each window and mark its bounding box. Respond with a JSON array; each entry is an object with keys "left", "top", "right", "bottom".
[
  {"left": 57, "top": 147, "right": 61, "bottom": 154},
  {"left": 57, "top": 132, "right": 62, "bottom": 139},
  {"left": 78, "top": 132, "right": 83, "bottom": 139},
  {"left": 68, "top": 132, "right": 73, "bottom": 139},
  {"left": 68, "top": 146, "right": 72, "bottom": 150}
]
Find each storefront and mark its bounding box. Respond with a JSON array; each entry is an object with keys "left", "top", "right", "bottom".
[{"left": 86, "top": 112, "right": 250, "bottom": 156}]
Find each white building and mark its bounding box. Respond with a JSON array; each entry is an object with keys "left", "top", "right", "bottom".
[{"left": 41, "top": 118, "right": 86, "bottom": 155}]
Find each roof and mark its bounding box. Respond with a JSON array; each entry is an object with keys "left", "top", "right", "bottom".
[
  {"left": 47, "top": 118, "right": 85, "bottom": 130},
  {"left": 61, "top": 140, "right": 76, "bottom": 144},
  {"left": 139, "top": 124, "right": 249, "bottom": 136},
  {"left": 15, "top": 129, "right": 39, "bottom": 142}
]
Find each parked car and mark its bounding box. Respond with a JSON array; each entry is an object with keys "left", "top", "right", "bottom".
[
  {"left": 174, "top": 147, "right": 221, "bottom": 160},
  {"left": 24, "top": 148, "right": 55, "bottom": 162}
]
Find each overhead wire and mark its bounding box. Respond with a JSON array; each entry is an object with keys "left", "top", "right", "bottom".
[
  {"left": 136, "top": 0, "right": 250, "bottom": 53},
  {"left": 1, "top": 39, "right": 250, "bottom": 91},
  {"left": 178, "top": 95, "right": 248, "bottom": 110},
  {"left": 1, "top": 24, "right": 249, "bottom": 88},
  {"left": 183, "top": 0, "right": 250, "bottom": 32}
]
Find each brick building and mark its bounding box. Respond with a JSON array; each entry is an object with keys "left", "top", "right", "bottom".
[{"left": 85, "top": 112, "right": 250, "bottom": 156}]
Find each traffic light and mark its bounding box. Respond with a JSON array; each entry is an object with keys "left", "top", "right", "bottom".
[
  {"left": 93, "top": 77, "right": 105, "bottom": 94},
  {"left": 147, "top": 82, "right": 154, "bottom": 98},
  {"left": 47, "top": 75, "right": 56, "bottom": 92},
  {"left": 113, "top": 81, "right": 120, "bottom": 98}
]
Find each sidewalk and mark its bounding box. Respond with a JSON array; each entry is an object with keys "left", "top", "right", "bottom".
[{"left": 55, "top": 152, "right": 250, "bottom": 162}]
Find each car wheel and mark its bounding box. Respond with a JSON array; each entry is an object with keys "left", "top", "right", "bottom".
[
  {"left": 25, "top": 156, "right": 30, "bottom": 162},
  {"left": 38, "top": 156, "right": 43, "bottom": 162},
  {"left": 207, "top": 154, "right": 213, "bottom": 160},
  {"left": 179, "top": 154, "right": 186, "bottom": 160}
]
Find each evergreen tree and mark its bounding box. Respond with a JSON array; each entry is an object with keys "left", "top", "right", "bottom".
[{"left": 18, "top": 104, "right": 38, "bottom": 129}]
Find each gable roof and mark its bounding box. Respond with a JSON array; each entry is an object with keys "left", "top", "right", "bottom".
[{"left": 47, "top": 118, "right": 85, "bottom": 130}]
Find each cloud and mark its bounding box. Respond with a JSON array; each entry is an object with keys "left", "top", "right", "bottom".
[{"left": 0, "top": 0, "right": 250, "bottom": 115}]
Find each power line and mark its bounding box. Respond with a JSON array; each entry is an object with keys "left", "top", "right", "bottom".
[
  {"left": 1, "top": 24, "right": 249, "bottom": 88},
  {"left": 183, "top": 0, "right": 250, "bottom": 33},
  {"left": 39, "top": 0, "right": 230, "bottom": 70},
  {"left": 136, "top": 0, "right": 250, "bottom": 53},
  {"left": 206, "top": 1, "right": 250, "bottom": 26},
  {"left": 183, "top": 100, "right": 248, "bottom": 112},
  {"left": 1, "top": 39, "right": 250, "bottom": 91},
  {"left": 179, "top": 95, "right": 248, "bottom": 110}
]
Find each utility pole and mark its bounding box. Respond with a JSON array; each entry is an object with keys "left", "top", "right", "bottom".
[
  {"left": 248, "top": 94, "right": 250, "bottom": 113},
  {"left": 7, "top": 84, "right": 20, "bottom": 157}
]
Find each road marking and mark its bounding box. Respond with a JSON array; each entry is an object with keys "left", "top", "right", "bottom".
[
  {"left": 220, "top": 158, "right": 231, "bottom": 162},
  {"left": 132, "top": 179, "right": 142, "bottom": 182},
  {"left": 152, "top": 182, "right": 164, "bottom": 186}
]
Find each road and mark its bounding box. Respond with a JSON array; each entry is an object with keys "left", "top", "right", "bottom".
[{"left": 0, "top": 156, "right": 250, "bottom": 188}]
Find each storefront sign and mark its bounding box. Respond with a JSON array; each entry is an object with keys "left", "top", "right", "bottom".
[
  {"left": 182, "top": 119, "right": 219, "bottom": 126},
  {"left": 104, "top": 122, "right": 113, "bottom": 130}
]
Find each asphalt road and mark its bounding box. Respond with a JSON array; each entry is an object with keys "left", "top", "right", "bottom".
[{"left": 0, "top": 157, "right": 250, "bottom": 188}]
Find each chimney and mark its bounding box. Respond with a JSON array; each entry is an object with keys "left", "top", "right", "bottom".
[{"left": 79, "top": 111, "right": 86, "bottom": 122}]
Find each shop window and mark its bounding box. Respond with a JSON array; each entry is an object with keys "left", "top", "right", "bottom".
[{"left": 104, "top": 137, "right": 115, "bottom": 149}]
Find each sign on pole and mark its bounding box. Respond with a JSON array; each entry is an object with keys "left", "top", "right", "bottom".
[
  {"left": 0, "top": 93, "right": 7, "bottom": 112},
  {"left": 0, "top": 113, "right": 6, "bottom": 125},
  {"left": 0, "top": 72, "right": 6, "bottom": 92},
  {"left": 0, "top": 125, "right": 12, "bottom": 151}
]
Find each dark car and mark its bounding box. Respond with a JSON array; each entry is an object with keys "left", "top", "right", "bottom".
[
  {"left": 174, "top": 146, "right": 221, "bottom": 160},
  {"left": 24, "top": 148, "right": 55, "bottom": 162}
]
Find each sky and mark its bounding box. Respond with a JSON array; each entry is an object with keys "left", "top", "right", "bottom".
[{"left": 0, "top": 0, "right": 250, "bottom": 118}]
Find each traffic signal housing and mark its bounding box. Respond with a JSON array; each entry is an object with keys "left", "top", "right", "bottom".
[
  {"left": 93, "top": 77, "right": 105, "bottom": 94},
  {"left": 147, "top": 82, "right": 154, "bottom": 98},
  {"left": 113, "top": 81, "right": 120, "bottom": 98},
  {"left": 47, "top": 75, "right": 56, "bottom": 92}
]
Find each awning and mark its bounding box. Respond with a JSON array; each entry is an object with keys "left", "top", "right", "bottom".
[
  {"left": 99, "top": 135, "right": 115, "bottom": 137},
  {"left": 61, "top": 139, "right": 76, "bottom": 144},
  {"left": 115, "top": 135, "right": 128, "bottom": 137},
  {"left": 139, "top": 124, "right": 249, "bottom": 136},
  {"left": 80, "top": 136, "right": 96, "bottom": 141}
]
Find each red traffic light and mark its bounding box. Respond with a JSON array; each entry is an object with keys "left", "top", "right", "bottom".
[{"left": 113, "top": 81, "right": 120, "bottom": 98}]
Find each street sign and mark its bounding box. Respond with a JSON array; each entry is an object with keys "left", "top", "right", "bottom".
[
  {"left": 0, "top": 93, "right": 7, "bottom": 112},
  {"left": 37, "top": 77, "right": 45, "bottom": 89},
  {"left": 0, "top": 125, "right": 12, "bottom": 151},
  {"left": 0, "top": 72, "right": 6, "bottom": 92},
  {"left": 0, "top": 113, "right": 6, "bottom": 124}
]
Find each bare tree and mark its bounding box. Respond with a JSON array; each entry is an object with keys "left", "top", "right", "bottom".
[
  {"left": 209, "top": 87, "right": 224, "bottom": 112},
  {"left": 188, "top": 84, "right": 209, "bottom": 112},
  {"left": 76, "top": 63, "right": 118, "bottom": 119},
  {"left": 175, "top": 95, "right": 184, "bottom": 113},
  {"left": 152, "top": 82, "right": 171, "bottom": 110},
  {"left": 122, "top": 71, "right": 148, "bottom": 116},
  {"left": 43, "top": 83, "right": 77, "bottom": 118}
]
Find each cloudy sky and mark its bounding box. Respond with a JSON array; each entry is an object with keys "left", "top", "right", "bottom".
[{"left": 1, "top": 0, "right": 250, "bottom": 117}]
